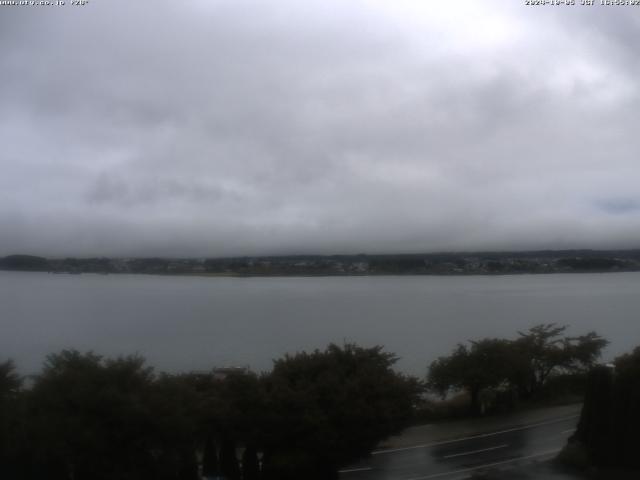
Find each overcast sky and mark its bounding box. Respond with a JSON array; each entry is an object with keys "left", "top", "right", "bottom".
[{"left": 1, "top": 0, "right": 640, "bottom": 257}]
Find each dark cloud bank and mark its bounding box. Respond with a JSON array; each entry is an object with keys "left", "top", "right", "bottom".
[{"left": 1, "top": 0, "right": 640, "bottom": 257}]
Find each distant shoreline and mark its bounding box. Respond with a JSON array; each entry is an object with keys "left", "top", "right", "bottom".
[{"left": 3, "top": 248, "right": 640, "bottom": 277}]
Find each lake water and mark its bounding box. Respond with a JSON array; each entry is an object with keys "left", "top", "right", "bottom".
[{"left": 1, "top": 271, "right": 639, "bottom": 376}]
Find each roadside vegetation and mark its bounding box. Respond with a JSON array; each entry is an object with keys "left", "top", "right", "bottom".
[
  {"left": 426, "top": 324, "right": 607, "bottom": 417},
  {"left": 2, "top": 325, "right": 634, "bottom": 479},
  {"left": 557, "top": 346, "right": 640, "bottom": 476},
  {"left": 0, "top": 344, "right": 420, "bottom": 480}
]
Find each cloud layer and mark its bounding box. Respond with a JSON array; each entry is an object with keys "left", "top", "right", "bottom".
[{"left": 2, "top": 0, "right": 640, "bottom": 256}]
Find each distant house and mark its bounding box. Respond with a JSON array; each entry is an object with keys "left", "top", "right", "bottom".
[{"left": 212, "top": 366, "right": 248, "bottom": 381}]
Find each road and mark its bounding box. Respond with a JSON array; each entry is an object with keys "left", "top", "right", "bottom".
[{"left": 339, "top": 406, "right": 581, "bottom": 480}]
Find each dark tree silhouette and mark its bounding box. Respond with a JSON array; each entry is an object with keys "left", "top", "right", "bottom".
[
  {"left": 428, "top": 339, "right": 514, "bottom": 415},
  {"left": 428, "top": 325, "right": 608, "bottom": 414},
  {"left": 0, "top": 360, "right": 23, "bottom": 478},
  {"left": 201, "top": 435, "right": 219, "bottom": 477},
  {"left": 24, "top": 351, "right": 157, "bottom": 480},
  {"left": 568, "top": 346, "right": 640, "bottom": 470},
  {"left": 0, "top": 360, "right": 21, "bottom": 398},
  {"left": 219, "top": 436, "right": 241, "bottom": 480},
  {"left": 513, "top": 324, "right": 607, "bottom": 398},
  {"left": 1, "top": 344, "right": 421, "bottom": 479},
  {"left": 261, "top": 343, "right": 422, "bottom": 479},
  {"left": 242, "top": 445, "right": 261, "bottom": 480}
]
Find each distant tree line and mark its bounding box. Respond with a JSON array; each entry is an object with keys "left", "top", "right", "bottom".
[
  {"left": 4, "top": 250, "right": 640, "bottom": 276},
  {"left": 0, "top": 344, "right": 421, "bottom": 480}
]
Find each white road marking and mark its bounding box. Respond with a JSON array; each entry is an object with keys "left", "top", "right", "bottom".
[
  {"left": 561, "top": 428, "right": 575, "bottom": 434},
  {"left": 371, "top": 414, "right": 579, "bottom": 455},
  {"left": 403, "top": 448, "right": 561, "bottom": 480},
  {"left": 338, "top": 467, "right": 373, "bottom": 474},
  {"left": 442, "top": 444, "right": 508, "bottom": 459}
]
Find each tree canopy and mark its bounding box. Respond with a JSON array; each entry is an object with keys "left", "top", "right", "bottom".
[
  {"left": 512, "top": 324, "right": 608, "bottom": 398},
  {"left": 261, "top": 344, "right": 422, "bottom": 479},
  {"left": 428, "top": 339, "right": 514, "bottom": 415},
  {"left": 427, "top": 324, "right": 608, "bottom": 415},
  {"left": 0, "top": 360, "right": 21, "bottom": 399},
  {"left": 0, "top": 329, "right": 612, "bottom": 478},
  {"left": 570, "top": 346, "right": 640, "bottom": 470},
  {"left": 0, "top": 344, "right": 422, "bottom": 480}
]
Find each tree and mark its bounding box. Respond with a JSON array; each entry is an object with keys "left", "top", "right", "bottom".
[
  {"left": 25, "top": 350, "right": 157, "bottom": 480},
  {"left": 569, "top": 346, "right": 640, "bottom": 470},
  {"left": 146, "top": 373, "right": 204, "bottom": 480},
  {"left": 261, "top": 343, "right": 422, "bottom": 479},
  {"left": 201, "top": 435, "right": 219, "bottom": 477},
  {"left": 513, "top": 324, "right": 608, "bottom": 398},
  {"left": 428, "top": 339, "right": 514, "bottom": 416},
  {"left": 1, "top": 360, "right": 23, "bottom": 478},
  {"left": 609, "top": 346, "right": 640, "bottom": 468},
  {"left": 0, "top": 360, "right": 21, "bottom": 399},
  {"left": 219, "top": 436, "right": 241, "bottom": 480},
  {"left": 241, "top": 445, "right": 261, "bottom": 480},
  {"left": 427, "top": 325, "right": 609, "bottom": 415}
]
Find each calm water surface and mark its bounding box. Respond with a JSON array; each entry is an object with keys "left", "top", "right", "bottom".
[{"left": 1, "top": 271, "right": 639, "bottom": 375}]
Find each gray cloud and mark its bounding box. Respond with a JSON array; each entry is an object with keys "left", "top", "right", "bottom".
[{"left": 1, "top": 0, "right": 640, "bottom": 257}]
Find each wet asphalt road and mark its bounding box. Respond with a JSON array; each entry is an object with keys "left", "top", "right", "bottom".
[{"left": 339, "top": 413, "right": 579, "bottom": 480}]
